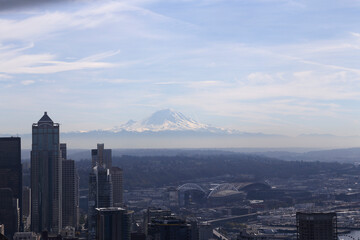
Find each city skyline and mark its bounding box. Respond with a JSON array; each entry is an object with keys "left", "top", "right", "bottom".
[
  {"left": 1, "top": 0, "right": 360, "bottom": 139},
  {"left": 2, "top": 119, "right": 360, "bottom": 239}
]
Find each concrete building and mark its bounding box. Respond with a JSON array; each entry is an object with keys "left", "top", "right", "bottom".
[
  {"left": 96, "top": 207, "right": 132, "bottom": 240},
  {"left": 91, "top": 144, "right": 112, "bottom": 169},
  {"left": 31, "top": 112, "right": 62, "bottom": 233},
  {"left": 296, "top": 212, "right": 337, "bottom": 240},
  {"left": 167, "top": 187, "right": 178, "bottom": 208},
  {"left": 110, "top": 167, "right": 123, "bottom": 207},
  {"left": 0, "top": 137, "right": 22, "bottom": 238},
  {"left": 88, "top": 166, "right": 113, "bottom": 240}
]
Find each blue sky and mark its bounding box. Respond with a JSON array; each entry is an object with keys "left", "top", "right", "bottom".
[{"left": 1, "top": 0, "right": 360, "bottom": 136}]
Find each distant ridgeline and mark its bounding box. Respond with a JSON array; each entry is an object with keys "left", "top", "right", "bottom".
[{"left": 75, "top": 154, "right": 352, "bottom": 190}]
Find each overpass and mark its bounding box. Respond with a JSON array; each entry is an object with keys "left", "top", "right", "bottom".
[
  {"left": 213, "top": 228, "right": 230, "bottom": 240},
  {"left": 207, "top": 212, "right": 259, "bottom": 225}
]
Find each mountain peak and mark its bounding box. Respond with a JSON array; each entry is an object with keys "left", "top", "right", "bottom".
[
  {"left": 114, "top": 109, "right": 210, "bottom": 132},
  {"left": 141, "top": 109, "right": 194, "bottom": 126}
]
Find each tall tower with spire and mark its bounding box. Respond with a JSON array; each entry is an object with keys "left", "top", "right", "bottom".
[{"left": 31, "top": 112, "right": 62, "bottom": 233}]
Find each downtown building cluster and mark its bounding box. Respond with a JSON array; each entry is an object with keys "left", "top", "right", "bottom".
[
  {"left": 0, "top": 112, "right": 124, "bottom": 240},
  {"left": 88, "top": 143, "right": 127, "bottom": 240}
]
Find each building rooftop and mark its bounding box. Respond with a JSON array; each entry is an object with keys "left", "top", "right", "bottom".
[
  {"left": 95, "top": 207, "right": 126, "bottom": 212},
  {"left": 38, "top": 111, "right": 53, "bottom": 124}
]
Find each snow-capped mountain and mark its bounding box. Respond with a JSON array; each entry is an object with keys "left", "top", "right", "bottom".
[
  {"left": 112, "top": 109, "right": 214, "bottom": 132},
  {"left": 14, "top": 109, "right": 360, "bottom": 149}
]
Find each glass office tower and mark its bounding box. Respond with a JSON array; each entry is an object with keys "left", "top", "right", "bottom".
[
  {"left": 88, "top": 166, "right": 113, "bottom": 240},
  {"left": 31, "top": 112, "right": 62, "bottom": 233}
]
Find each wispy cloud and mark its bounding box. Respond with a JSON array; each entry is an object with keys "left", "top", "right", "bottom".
[
  {"left": 80, "top": 50, "right": 121, "bottom": 62},
  {"left": 21, "top": 80, "right": 35, "bottom": 85},
  {"left": 0, "top": 73, "right": 12, "bottom": 79},
  {"left": 0, "top": 1, "right": 194, "bottom": 42},
  {"left": 0, "top": 46, "right": 116, "bottom": 74},
  {"left": 0, "top": 0, "right": 193, "bottom": 76}
]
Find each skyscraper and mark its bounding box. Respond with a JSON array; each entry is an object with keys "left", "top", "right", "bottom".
[
  {"left": 110, "top": 167, "right": 123, "bottom": 207},
  {"left": 91, "top": 144, "right": 112, "bottom": 169},
  {"left": 31, "top": 112, "right": 62, "bottom": 233},
  {"left": 88, "top": 166, "right": 113, "bottom": 240},
  {"left": 96, "top": 207, "right": 132, "bottom": 240},
  {"left": 0, "top": 137, "right": 22, "bottom": 238},
  {"left": 60, "top": 143, "right": 67, "bottom": 160},
  {"left": 62, "top": 159, "right": 78, "bottom": 229},
  {"left": 22, "top": 187, "right": 31, "bottom": 231},
  {"left": 0, "top": 189, "right": 19, "bottom": 239},
  {"left": 60, "top": 143, "right": 79, "bottom": 229}
]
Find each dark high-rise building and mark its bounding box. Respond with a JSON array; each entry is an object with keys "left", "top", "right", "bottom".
[
  {"left": 31, "top": 112, "right": 62, "bottom": 233},
  {"left": 96, "top": 207, "right": 132, "bottom": 240},
  {"left": 198, "top": 222, "right": 212, "bottom": 240},
  {"left": 75, "top": 169, "right": 79, "bottom": 229},
  {"left": 110, "top": 167, "right": 123, "bottom": 207},
  {"left": 147, "top": 216, "right": 192, "bottom": 240},
  {"left": 62, "top": 159, "right": 78, "bottom": 229},
  {"left": 60, "top": 143, "right": 80, "bottom": 230},
  {"left": 88, "top": 166, "right": 113, "bottom": 240},
  {"left": 22, "top": 186, "right": 31, "bottom": 230},
  {"left": 144, "top": 208, "right": 172, "bottom": 235},
  {"left": 60, "top": 143, "right": 67, "bottom": 160},
  {"left": 0, "top": 137, "right": 22, "bottom": 238},
  {"left": 60, "top": 143, "right": 78, "bottom": 229},
  {"left": 91, "top": 144, "right": 112, "bottom": 169},
  {"left": 296, "top": 212, "right": 337, "bottom": 240},
  {"left": 0, "top": 189, "right": 19, "bottom": 239},
  {"left": 22, "top": 187, "right": 31, "bottom": 218},
  {"left": 130, "top": 233, "right": 146, "bottom": 240}
]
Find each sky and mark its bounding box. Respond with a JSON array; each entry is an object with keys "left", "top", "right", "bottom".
[{"left": 1, "top": 0, "right": 360, "bottom": 136}]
